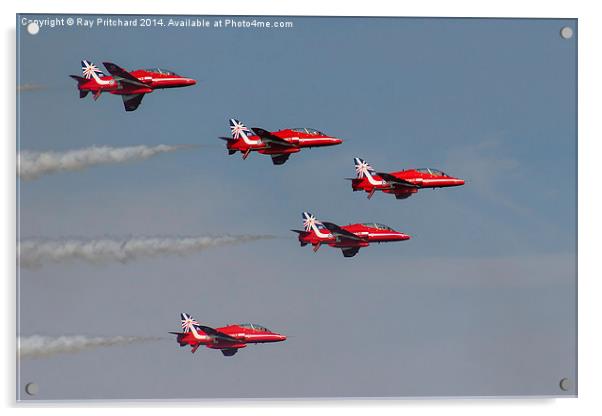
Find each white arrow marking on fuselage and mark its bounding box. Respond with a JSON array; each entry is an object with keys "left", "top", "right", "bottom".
[
  {"left": 365, "top": 171, "right": 386, "bottom": 186},
  {"left": 90, "top": 71, "right": 114, "bottom": 86}
]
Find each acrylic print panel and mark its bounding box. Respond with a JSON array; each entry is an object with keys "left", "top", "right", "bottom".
[{"left": 16, "top": 14, "right": 577, "bottom": 400}]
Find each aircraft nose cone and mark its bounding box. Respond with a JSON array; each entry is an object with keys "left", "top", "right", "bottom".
[
  {"left": 277, "top": 334, "right": 287, "bottom": 341},
  {"left": 186, "top": 78, "right": 197, "bottom": 86},
  {"left": 333, "top": 138, "right": 343, "bottom": 144},
  {"left": 456, "top": 179, "right": 465, "bottom": 186}
]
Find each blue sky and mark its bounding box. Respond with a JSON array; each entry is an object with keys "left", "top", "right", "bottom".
[{"left": 17, "top": 15, "right": 576, "bottom": 399}]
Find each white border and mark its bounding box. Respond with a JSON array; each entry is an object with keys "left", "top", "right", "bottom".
[{"left": 3, "top": 0, "right": 600, "bottom": 414}]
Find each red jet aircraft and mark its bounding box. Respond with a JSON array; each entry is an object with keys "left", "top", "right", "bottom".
[
  {"left": 170, "top": 313, "right": 287, "bottom": 357},
  {"left": 292, "top": 212, "right": 410, "bottom": 257},
  {"left": 219, "top": 119, "right": 343, "bottom": 165},
  {"left": 349, "top": 157, "right": 465, "bottom": 200},
  {"left": 70, "top": 60, "right": 196, "bottom": 112}
]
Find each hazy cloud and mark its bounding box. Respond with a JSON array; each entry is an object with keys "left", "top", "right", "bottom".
[
  {"left": 19, "top": 235, "right": 274, "bottom": 268},
  {"left": 446, "top": 139, "right": 527, "bottom": 215}
]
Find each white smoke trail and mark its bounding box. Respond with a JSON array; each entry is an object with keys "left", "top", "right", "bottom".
[
  {"left": 18, "top": 144, "right": 190, "bottom": 180},
  {"left": 19, "top": 335, "right": 159, "bottom": 359},
  {"left": 19, "top": 235, "right": 273, "bottom": 268},
  {"left": 17, "top": 83, "right": 46, "bottom": 92}
]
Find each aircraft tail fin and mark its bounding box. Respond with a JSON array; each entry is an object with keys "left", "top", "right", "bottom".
[
  {"left": 229, "top": 118, "right": 252, "bottom": 141},
  {"left": 81, "top": 60, "right": 106, "bottom": 80},
  {"left": 354, "top": 157, "right": 376, "bottom": 179},
  {"left": 180, "top": 312, "right": 201, "bottom": 333},
  {"left": 302, "top": 211, "right": 323, "bottom": 233}
]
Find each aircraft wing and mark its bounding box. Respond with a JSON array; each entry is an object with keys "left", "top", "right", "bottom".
[
  {"left": 341, "top": 247, "right": 361, "bottom": 257},
  {"left": 251, "top": 127, "right": 297, "bottom": 148},
  {"left": 376, "top": 172, "right": 420, "bottom": 188},
  {"left": 271, "top": 154, "right": 291, "bottom": 165},
  {"left": 394, "top": 191, "right": 415, "bottom": 200},
  {"left": 196, "top": 325, "right": 240, "bottom": 343},
  {"left": 121, "top": 94, "right": 145, "bottom": 112},
  {"left": 321, "top": 221, "right": 367, "bottom": 243},
  {"left": 102, "top": 62, "right": 149, "bottom": 88}
]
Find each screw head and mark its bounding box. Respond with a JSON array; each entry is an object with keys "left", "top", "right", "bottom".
[
  {"left": 559, "top": 378, "right": 571, "bottom": 391},
  {"left": 26, "top": 22, "right": 39, "bottom": 35},
  {"left": 560, "top": 26, "right": 573, "bottom": 40},
  {"left": 25, "top": 382, "right": 38, "bottom": 396}
]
